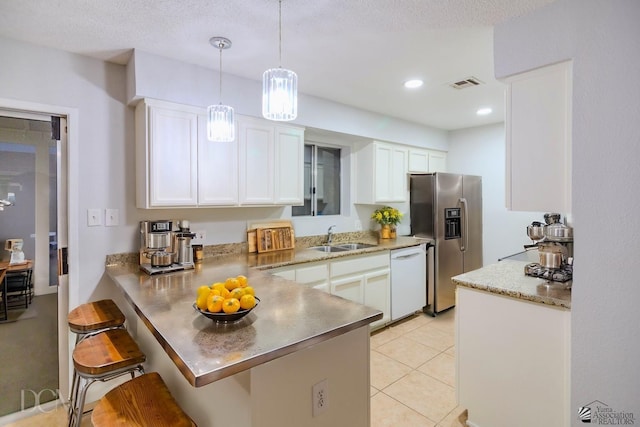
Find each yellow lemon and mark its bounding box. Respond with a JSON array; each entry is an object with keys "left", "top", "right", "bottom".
[
  {"left": 236, "top": 275, "right": 248, "bottom": 287},
  {"left": 222, "top": 298, "right": 240, "bottom": 314},
  {"left": 211, "top": 282, "right": 225, "bottom": 291},
  {"left": 224, "top": 277, "right": 240, "bottom": 291},
  {"left": 243, "top": 286, "right": 255, "bottom": 297},
  {"left": 239, "top": 294, "right": 256, "bottom": 310},
  {"left": 230, "top": 288, "right": 245, "bottom": 300},
  {"left": 207, "top": 295, "right": 224, "bottom": 313},
  {"left": 219, "top": 287, "right": 231, "bottom": 299},
  {"left": 196, "top": 293, "right": 208, "bottom": 311},
  {"left": 209, "top": 289, "right": 221, "bottom": 297},
  {"left": 197, "top": 285, "right": 211, "bottom": 297}
]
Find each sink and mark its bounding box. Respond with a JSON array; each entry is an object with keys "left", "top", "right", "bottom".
[
  {"left": 334, "top": 243, "right": 378, "bottom": 250},
  {"left": 308, "top": 245, "right": 349, "bottom": 253}
]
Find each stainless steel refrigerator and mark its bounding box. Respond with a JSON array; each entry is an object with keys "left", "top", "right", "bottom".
[{"left": 410, "top": 173, "right": 483, "bottom": 314}]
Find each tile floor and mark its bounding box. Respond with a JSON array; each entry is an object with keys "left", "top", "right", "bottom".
[
  {"left": 370, "top": 308, "right": 467, "bottom": 427},
  {"left": 6, "top": 309, "right": 466, "bottom": 427}
]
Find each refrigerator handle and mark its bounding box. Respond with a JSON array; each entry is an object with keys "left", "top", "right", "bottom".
[{"left": 459, "top": 197, "right": 468, "bottom": 252}]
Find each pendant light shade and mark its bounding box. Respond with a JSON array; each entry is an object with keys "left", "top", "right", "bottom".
[
  {"left": 207, "top": 104, "right": 235, "bottom": 142},
  {"left": 262, "top": 0, "right": 298, "bottom": 121},
  {"left": 262, "top": 67, "right": 297, "bottom": 121},
  {"left": 207, "top": 36, "right": 235, "bottom": 142}
]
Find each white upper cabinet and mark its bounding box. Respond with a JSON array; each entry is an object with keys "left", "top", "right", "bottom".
[
  {"left": 136, "top": 99, "right": 199, "bottom": 208},
  {"left": 238, "top": 116, "right": 304, "bottom": 205},
  {"left": 274, "top": 126, "right": 305, "bottom": 205},
  {"left": 356, "top": 141, "right": 408, "bottom": 203},
  {"left": 408, "top": 148, "right": 447, "bottom": 173},
  {"left": 238, "top": 117, "right": 275, "bottom": 205},
  {"left": 197, "top": 115, "right": 239, "bottom": 206},
  {"left": 504, "top": 61, "right": 572, "bottom": 213},
  {"left": 135, "top": 98, "right": 304, "bottom": 208}
]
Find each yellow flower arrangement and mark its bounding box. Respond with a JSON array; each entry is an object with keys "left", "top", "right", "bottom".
[{"left": 371, "top": 206, "right": 403, "bottom": 226}]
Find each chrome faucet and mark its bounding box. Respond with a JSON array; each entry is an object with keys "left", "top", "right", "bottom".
[{"left": 327, "top": 225, "right": 337, "bottom": 244}]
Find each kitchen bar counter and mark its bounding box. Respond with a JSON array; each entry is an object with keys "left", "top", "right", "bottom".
[
  {"left": 452, "top": 259, "right": 571, "bottom": 309},
  {"left": 106, "top": 257, "right": 382, "bottom": 387}
]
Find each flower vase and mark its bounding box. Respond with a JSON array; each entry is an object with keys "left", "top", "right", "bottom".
[{"left": 380, "top": 224, "right": 392, "bottom": 239}]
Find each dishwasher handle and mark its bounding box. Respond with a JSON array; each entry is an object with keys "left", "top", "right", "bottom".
[{"left": 392, "top": 252, "right": 422, "bottom": 260}]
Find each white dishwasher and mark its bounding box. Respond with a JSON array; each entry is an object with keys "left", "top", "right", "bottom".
[{"left": 390, "top": 244, "right": 427, "bottom": 321}]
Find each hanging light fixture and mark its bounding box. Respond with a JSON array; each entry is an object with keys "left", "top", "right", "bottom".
[
  {"left": 207, "top": 36, "right": 235, "bottom": 142},
  {"left": 262, "top": 0, "right": 298, "bottom": 121}
]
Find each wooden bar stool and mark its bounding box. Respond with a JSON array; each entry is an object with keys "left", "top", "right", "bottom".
[
  {"left": 67, "top": 299, "right": 127, "bottom": 422},
  {"left": 68, "top": 299, "right": 126, "bottom": 342},
  {"left": 92, "top": 372, "right": 197, "bottom": 427},
  {"left": 68, "top": 328, "right": 146, "bottom": 427}
]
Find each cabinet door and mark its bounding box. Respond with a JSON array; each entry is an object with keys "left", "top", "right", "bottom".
[
  {"left": 274, "top": 126, "right": 304, "bottom": 205},
  {"left": 373, "top": 143, "right": 393, "bottom": 202},
  {"left": 197, "top": 116, "right": 239, "bottom": 206},
  {"left": 390, "top": 146, "right": 408, "bottom": 201},
  {"left": 147, "top": 105, "right": 198, "bottom": 207},
  {"left": 238, "top": 117, "right": 275, "bottom": 204},
  {"left": 364, "top": 269, "right": 390, "bottom": 329},
  {"left": 428, "top": 151, "right": 447, "bottom": 172},
  {"left": 331, "top": 275, "right": 364, "bottom": 305},
  {"left": 408, "top": 149, "right": 429, "bottom": 173},
  {"left": 505, "top": 61, "right": 572, "bottom": 213}
]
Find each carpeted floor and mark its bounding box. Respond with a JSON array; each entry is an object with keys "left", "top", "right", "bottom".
[{"left": 0, "top": 294, "right": 58, "bottom": 417}]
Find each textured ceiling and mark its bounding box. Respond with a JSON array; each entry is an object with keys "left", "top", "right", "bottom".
[{"left": 0, "top": 0, "right": 556, "bottom": 130}]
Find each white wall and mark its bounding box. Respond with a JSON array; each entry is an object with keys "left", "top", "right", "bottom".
[
  {"left": 495, "top": 0, "right": 640, "bottom": 421},
  {"left": 447, "top": 123, "right": 544, "bottom": 264}
]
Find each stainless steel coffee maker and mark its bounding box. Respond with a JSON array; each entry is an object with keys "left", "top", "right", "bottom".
[
  {"left": 139, "top": 220, "right": 194, "bottom": 275},
  {"left": 172, "top": 219, "right": 195, "bottom": 267},
  {"left": 524, "top": 213, "right": 573, "bottom": 282}
]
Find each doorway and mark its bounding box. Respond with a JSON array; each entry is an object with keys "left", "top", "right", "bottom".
[{"left": 0, "top": 109, "right": 68, "bottom": 419}]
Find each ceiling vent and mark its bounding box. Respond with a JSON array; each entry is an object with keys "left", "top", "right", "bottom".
[{"left": 449, "top": 77, "right": 483, "bottom": 89}]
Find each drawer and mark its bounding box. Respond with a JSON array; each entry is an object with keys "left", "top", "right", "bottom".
[
  {"left": 330, "top": 252, "right": 389, "bottom": 278},
  {"left": 296, "top": 263, "right": 329, "bottom": 285}
]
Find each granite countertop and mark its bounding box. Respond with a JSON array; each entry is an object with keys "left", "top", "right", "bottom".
[
  {"left": 106, "top": 253, "right": 385, "bottom": 387},
  {"left": 452, "top": 260, "right": 571, "bottom": 309}
]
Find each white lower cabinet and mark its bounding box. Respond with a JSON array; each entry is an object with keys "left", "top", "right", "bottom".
[
  {"left": 456, "top": 286, "right": 570, "bottom": 427},
  {"left": 269, "top": 252, "right": 391, "bottom": 330}
]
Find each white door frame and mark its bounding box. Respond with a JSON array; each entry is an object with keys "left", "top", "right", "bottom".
[{"left": 0, "top": 97, "right": 80, "bottom": 408}]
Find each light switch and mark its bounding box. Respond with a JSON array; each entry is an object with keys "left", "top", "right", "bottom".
[
  {"left": 87, "top": 209, "right": 102, "bottom": 226},
  {"left": 105, "top": 209, "right": 119, "bottom": 226}
]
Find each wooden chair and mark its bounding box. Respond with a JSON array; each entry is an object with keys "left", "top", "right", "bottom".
[
  {"left": 91, "top": 372, "right": 197, "bottom": 427},
  {"left": 68, "top": 328, "right": 146, "bottom": 427},
  {"left": 67, "top": 299, "right": 126, "bottom": 342}
]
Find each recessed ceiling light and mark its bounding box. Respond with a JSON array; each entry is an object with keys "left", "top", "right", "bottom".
[
  {"left": 404, "top": 79, "right": 424, "bottom": 89},
  {"left": 476, "top": 107, "right": 492, "bottom": 116}
]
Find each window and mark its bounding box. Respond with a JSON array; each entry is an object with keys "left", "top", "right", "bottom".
[{"left": 292, "top": 144, "right": 341, "bottom": 216}]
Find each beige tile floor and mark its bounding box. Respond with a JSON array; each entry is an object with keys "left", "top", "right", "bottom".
[
  {"left": 370, "top": 309, "right": 467, "bottom": 427},
  {"left": 7, "top": 310, "right": 466, "bottom": 427}
]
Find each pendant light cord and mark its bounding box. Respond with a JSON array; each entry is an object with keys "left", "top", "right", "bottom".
[
  {"left": 278, "top": 0, "right": 282, "bottom": 68},
  {"left": 218, "top": 43, "right": 223, "bottom": 104}
]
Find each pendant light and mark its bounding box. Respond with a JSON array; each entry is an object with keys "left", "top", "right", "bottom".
[
  {"left": 207, "top": 36, "right": 235, "bottom": 142},
  {"left": 262, "top": 0, "right": 298, "bottom": 121}
]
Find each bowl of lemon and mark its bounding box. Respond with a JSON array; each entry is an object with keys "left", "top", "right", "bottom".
[{"left": 193, "top": 275, "right": 259, "bottom": 322}]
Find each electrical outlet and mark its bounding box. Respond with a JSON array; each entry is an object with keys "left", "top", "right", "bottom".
[
  {"left": 312, "top": 379, "right": 329, "bottom": 417},
  {"left": 194, "top": 230, "right": 206, "bottom": 241}
]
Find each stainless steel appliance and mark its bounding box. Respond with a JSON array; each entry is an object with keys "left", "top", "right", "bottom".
[
  {"left": 523, "top": 213, "right": 573, "bottom": 282},
  {"left": 139, "top": 220, "right": 194, "bottom": 275},
  {"left": 410, "top": 173, "right": 483, "bottom": 314},
  {"left": 172, "top": 219, "right": 195, "bottom": 267},
  {"left": 390, "top": 244, "right": 428, "bottom": 321}
]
